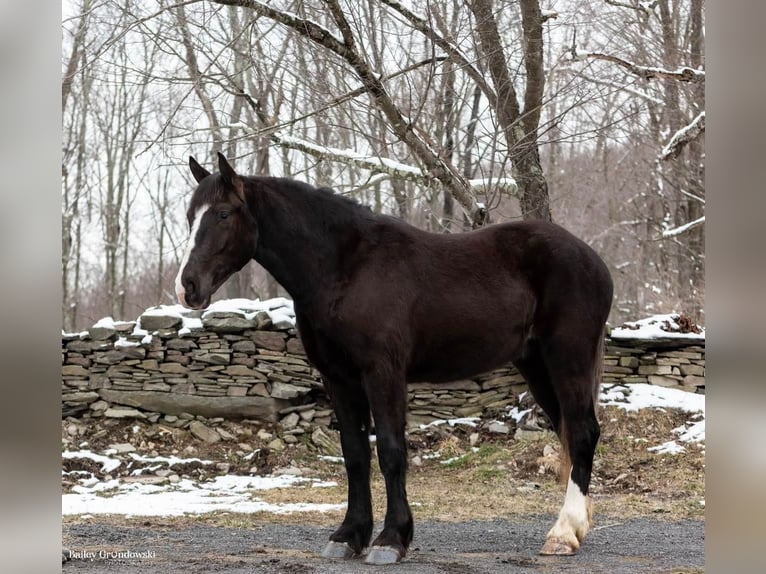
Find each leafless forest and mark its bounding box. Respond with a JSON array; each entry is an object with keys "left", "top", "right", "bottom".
[{"left": 61, "top": 0, "right": 705, "bottom": 332}]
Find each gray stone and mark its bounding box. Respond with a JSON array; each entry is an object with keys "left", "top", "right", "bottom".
[
  {"left": 89, "top": 325, "right": 116, "bottom": 340},
  {"left": 247, "top": 383, "right": 269, "bottom": 397},
  {"left": 62, "top": 365, "right": 90, "bottom": 378},
  {"left": 62, "top": 391, "right": 99, "bottom": 404},
  {"left": 647, "top": 374, "right": 683, "bottom": 387},
  {"left": 216, "top": 428, "right": 237, "bottom": 441},
  {"left": 98, "top": 389, "right": 289, "bottom": 422},
  {"left": 143, "top": 382, "right": 172, "bottom": 392},
  {"left": 202, "top": 312, "right": 256, "bottom": 332},
  {"left": 224, "top": 365, "right": 266, "bottom": 379},
  {"left": 286, "top": 338, "right": 305, "bottom": 355},
  {"left": 488, "top": 422, "right": 511, "bottom": 435},
  {"left": 271, "top": 382, "right": 311, "bottom": 400},
  {"left": 90, "top": 400, "right": 109, "bottom": 412},
  {"left": 682, "top": 375, "right": 705, "bottom": 387},
  {"left": 251, "top": 331, "right": 286, "bottom": 351},
  {"left": 108, "top": 443, "right": 136, "bottom": 454},
  {"left": 189, "top": 420, "right": 221, "bottom": 444},
  {"left": 232, "top": 340, "right": 256, "bottom": 353},
  {"left": 311, "top": 427, "right": 342, "bottom": 457},
  {"left": 193, "top": 352, "right": 231, "bottom": 365},
  {"left": 638, "top": 365, "right": 674, "bottom": 375},
  {"left": 166, "top": 339, "right": 198, "bottom": 351},
  {"left": 103, "top": 407, "right": 146, "bottom": 419},
  {"left": 252, "top": 311, "right": 273, "bottom": 329},
  {"left": 680, "top": 364, "right": 705, "bottom": 377},
  {"left": 160, "top": 363, "right": 188, "bottom": 374},
  {"left": 408, "top": 380, "right": 481, "bottom": 393},
  {"left": 267, "top": 438, "right": 285, "bottom": 451},
  {"left": 280, "top": 412, "right": 301, "bottom": 429},
  {"left": 514, "top": 428, "right": 543, "bottom": 440},
  {"left": 299, "top": 409, "right": 316, "bottom": 422},
  {"left": 140, "top": 313, "right": 183, "bottom": 331}
]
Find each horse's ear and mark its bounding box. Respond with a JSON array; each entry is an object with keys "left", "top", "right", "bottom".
[
  {"left": 217, "top": 152, "right": 245, "bottom": 202},
  {"left": 217, "top": 152, "right": 237, "bottom": 182},
  {"left": 189, "top": 156, "right": 211, "bottom": 183}
]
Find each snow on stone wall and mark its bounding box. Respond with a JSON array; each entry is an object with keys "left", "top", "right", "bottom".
[{"left": 62, "top": 302, "right": 705, "bottom": 427}]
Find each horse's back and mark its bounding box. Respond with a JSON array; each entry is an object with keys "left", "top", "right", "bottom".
[{"left": 400, "top": 220, "right": 611, "bottom": 381}]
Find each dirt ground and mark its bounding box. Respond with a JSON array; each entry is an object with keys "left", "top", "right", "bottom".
[{"left": 62, "top": 403, "right": 705, "bottom": 571}]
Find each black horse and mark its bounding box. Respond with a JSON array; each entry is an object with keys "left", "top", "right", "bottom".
[{"left": 175, "top": 153, "right": 613, "bottom": 564}]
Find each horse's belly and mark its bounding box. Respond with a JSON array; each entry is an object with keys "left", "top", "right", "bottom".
[{"left": 406, "top": 330, "right": 525, "bottom": 383}]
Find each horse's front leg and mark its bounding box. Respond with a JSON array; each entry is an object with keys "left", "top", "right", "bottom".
[
  {"left": 321, "top": 379, "right": 373, "bottom": 559},
  {"left": 363, "top": 368, "right": 413, "bottom": 565}
]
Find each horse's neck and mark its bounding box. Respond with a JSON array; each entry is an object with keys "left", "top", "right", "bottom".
[{"left": 247, "top": 179, "right": 347, "bottom": 308}]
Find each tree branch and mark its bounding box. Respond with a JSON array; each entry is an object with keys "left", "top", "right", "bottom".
[
  {"left": 268, "top": 131, "right": 517, "bottom": 197},
  {"left": 659, "top": 111, "right": 705, "bottom": 161},
  {"left": 662, "top": 215, "right": 705, "bottom": 238},
  {"left": 378, "top": 0, "right": 496, "bottom": 103},
  {"left": 211, "top": 0, "right": 488, "bottom": 226},
  {"left": 586, "top": 52, "right": 705, "bottom": 83}
]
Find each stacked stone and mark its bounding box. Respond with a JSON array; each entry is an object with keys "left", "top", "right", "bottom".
[
  {"left": 406, "top": 368, "right": 529, "bottom": 426},
  {"left": 62, "top": 301, "right": 706, "bottom": 425},
  {"left": 61, "top": 305, "right": 330, "bottom": 423},
  {"left": 603, "top": 340, "right": 705, "bottom": 394}
]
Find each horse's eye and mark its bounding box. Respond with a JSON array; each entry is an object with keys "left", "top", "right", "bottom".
[{"left": 218, "top": 211, "right": 229, "bottom": 220}]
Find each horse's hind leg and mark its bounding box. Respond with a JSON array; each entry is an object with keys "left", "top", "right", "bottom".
[
  {"left": 362, "top": 368, "right": 413, "bottom": 565},
  {"left": 321, "top": 380, "right": 373, "bottom": 559},
  {"left": 513, "top": 339, "right": 570, "bottom": 483},
  {"left": 538, "top": 337, "right": 602, "bottom": 556}
]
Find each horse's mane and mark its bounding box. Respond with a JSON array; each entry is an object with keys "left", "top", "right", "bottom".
[{"left": 251, "top": 176, "right": 379, "bottom": 231}]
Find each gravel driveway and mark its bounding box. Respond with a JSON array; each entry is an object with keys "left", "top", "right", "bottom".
[{"left": 63, "top": 516, "right": 704, "bottom": 573}]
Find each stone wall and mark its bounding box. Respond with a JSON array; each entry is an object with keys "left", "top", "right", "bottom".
[{"left": 62, "top": 301, "right": 705, "bottom": 429}]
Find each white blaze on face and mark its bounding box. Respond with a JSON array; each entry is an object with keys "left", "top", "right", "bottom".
[{"left": 175, "top": 204, "right": 209, "bottom": 306}]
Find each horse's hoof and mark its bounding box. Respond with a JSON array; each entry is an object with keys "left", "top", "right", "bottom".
[
  {"left": 321, "top": 541, "right": 358, "bottom": 559},
  {"left": 365, "top": 545, "right": 402, "bottom": 565},
  {"left": 539, "top": 537, "right": 577, "bottom": 556}
]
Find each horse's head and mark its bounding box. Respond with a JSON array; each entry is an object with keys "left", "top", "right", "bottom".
[{"left": 175, "top": 153, "right": 258, "bottom": 309}]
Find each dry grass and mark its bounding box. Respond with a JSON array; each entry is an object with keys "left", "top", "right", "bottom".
[{"left": 62, "top": 404, "right": 704, "bottom": 529}]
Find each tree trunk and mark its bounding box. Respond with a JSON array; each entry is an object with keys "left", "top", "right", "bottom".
[{"left": 469, "top": 0, "right": 552, "bottom": 221}]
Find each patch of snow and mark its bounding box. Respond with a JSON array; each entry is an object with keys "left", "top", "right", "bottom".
[
  {"left": 63, "top": 474, "right": 344, "bottom": 517},
  {"left": 318, "top": 455, "right": 344, "bottom": 464},
  {"left": 418, "top": 417, "right": 480, "bottom": 430},
  {"left": 178, "top": 316, "right": 203, "bottom": 335},
  {"left": 127, "top": 453, "right": 214, "bottom": 466},
  {"left": 62, "top": 450, "right": 121, "bottom": 474},
  {"left": 141, "top": 304, "right": 187, "bottom": 318},
  {"left": 93, "top": 316, "right": 116, "bottom": 329},
  {"left": 675, "top": 419, "right": 705, "bottom": 443},
  {"left": 202, "top": 298, "right": 296, "bottom": 327},
  {"left": 507, "top": 406, "right": 532, "bottom": 423},
  {"left": 114, "top": 337, "right": 140, "bottom": 348},
  {"left": 601, "top": 383, "right": 705, "bottom": 455},
  {"left": 648, "top": 441, "right": 687, "bottom": 455},
  {"left": 611, "top": 313, "right": 704, "bottom": 340},
  {"left": 600, "top": 383, "right": 705, "bottom": 414}
]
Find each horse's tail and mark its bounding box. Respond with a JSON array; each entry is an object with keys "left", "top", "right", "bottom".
[{"left": 593, "top": 326, "right": 606, "bottom": 405}]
